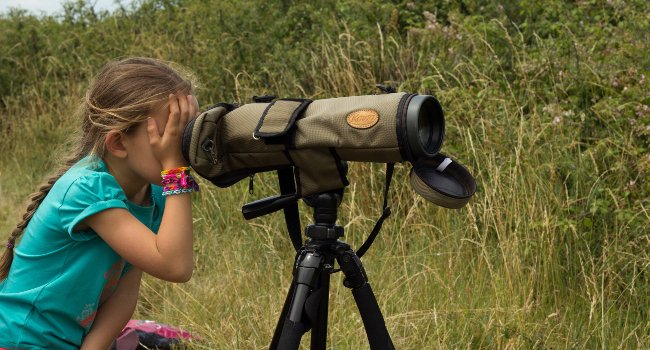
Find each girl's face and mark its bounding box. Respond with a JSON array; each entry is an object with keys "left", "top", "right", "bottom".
[
  {"left": 122, "top": 95, "right": 199, "bottom": 187},
  {"left": 122, "top": 108, "right": 167, "bottom": 186}
]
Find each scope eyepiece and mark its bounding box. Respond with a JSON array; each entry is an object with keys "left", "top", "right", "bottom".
[{"left": 403, "top": 95, "right": 445, "bottom": 161}]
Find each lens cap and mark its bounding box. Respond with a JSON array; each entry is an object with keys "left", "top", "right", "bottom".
[{"left": 409, "top": 153, "right": 476, "bottom": 209}]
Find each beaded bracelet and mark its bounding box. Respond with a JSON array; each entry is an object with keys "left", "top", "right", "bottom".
[
  {"left": 161, "top": 167, "right": 190, "bottom": 175},
  {"left": 162, "top": 188, "right": 197, "bottom": 196},
  {"left": 161, "top": 167, "right": 199, "bottom": 196}
]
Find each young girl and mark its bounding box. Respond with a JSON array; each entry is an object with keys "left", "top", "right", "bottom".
[{"left": 0, "top": 57, "right": 201, "bottom": 349}]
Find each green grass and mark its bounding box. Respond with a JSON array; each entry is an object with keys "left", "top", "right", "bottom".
[{"left": 1, "top": 0, "right": 649, "bottom": 348}]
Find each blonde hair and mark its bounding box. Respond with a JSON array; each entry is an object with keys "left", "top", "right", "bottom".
[{"left": 0, "top": 57, "right": 196, "bottom": 280}]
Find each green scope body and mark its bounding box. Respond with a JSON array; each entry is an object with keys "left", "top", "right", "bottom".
[{"left": 182, "top": 92, "right": 445, "bottom": 197}]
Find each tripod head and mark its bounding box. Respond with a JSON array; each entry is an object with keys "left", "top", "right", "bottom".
[{"left": 303, "top": 191, "right": 344, "bottom": 241}]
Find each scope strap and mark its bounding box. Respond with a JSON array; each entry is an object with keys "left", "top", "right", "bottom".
[
  {"left": 254, "top": 98, "right": 312, "bottom": 143},
  {"left": 356, "top": 163, "right": 394, "bottom": 258},
  {"left": 277, "top": 167, "right": 303, "bottom": 252}
]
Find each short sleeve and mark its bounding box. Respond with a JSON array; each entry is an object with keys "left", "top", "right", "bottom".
[
  {"left": 150, "top": 185, "right": 166, "bottom": 233},
  {"left": 58, "top": 172, "right": 128, "bottom": 241}
]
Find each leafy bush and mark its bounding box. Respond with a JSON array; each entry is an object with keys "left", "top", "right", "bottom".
[{"left": 1, "top": 0, "right": 648, "bottom": 348}]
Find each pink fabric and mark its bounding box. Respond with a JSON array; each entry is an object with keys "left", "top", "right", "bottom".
[
  {"left": 124, "top": 319, "right": 196, "bottom": 340},
  {"left": 115, "top": 329, "right": 139, "bottom": 350}
]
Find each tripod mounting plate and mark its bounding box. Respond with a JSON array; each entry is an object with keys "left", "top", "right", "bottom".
[{"left": 305, "top": 224, "right": 344, "bottom": 240}]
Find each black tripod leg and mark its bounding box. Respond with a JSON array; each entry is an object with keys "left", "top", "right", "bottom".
[
  {"left": 337, "top": 248, "right": 395, "bottom": 350},
  {"left": 352, "top": 284, "right": 394, "bottom": 350},
  {"left": 270, "top": 250, "right": 325, "bottom": 350},
  {"left": 275, "top": 318, "right": 309, "bottom": 350},
  {"left": 308, "top": 257, "right": 333, "bottom": 350},
  {"left": 270, "top": 282, "right": 301, "bottom": 350}
]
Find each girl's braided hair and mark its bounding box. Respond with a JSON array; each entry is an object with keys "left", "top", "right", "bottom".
[{"left": 0, "top": 57, "right": 196, "bottom": 280}]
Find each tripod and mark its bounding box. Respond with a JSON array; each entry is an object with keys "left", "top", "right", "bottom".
[{"left": 267, "top": 191, "right": 395, "bottom": 350}]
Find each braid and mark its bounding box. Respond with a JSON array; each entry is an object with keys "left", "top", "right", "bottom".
[{"left": 0, "top": 152, "right": 84, "bottom": 281}]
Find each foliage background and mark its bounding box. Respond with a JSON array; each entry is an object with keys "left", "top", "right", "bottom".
[{"left": 1, "top": 0, "right": 648, "bottom": 348}]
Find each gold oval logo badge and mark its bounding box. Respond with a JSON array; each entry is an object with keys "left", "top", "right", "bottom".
[{"left": 346, "top": 109, "right": 379, "bottom": 129}]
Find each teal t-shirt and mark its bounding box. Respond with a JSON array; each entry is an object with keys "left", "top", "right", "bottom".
[{"left": 0, "top": 156, "right": 165, "bottom": 349}]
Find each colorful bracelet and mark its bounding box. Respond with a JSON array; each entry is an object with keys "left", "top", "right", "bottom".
[
  {"left": 162, "top": 188, "right": 197, "bottom": 196},
  {"left": 161, "top": 167, "right": 199, "bottom": 196},
  {"left": 161, "top": 167, "right": 190, "bottom": 175}
]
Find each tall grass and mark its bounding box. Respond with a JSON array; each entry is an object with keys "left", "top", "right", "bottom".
[{"left": 1, "top": 0, "right": 648, "bottom": 348}]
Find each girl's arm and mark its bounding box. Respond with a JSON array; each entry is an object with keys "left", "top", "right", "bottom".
[
  {"left": 80, "top": 267, "right": 142, "bottom": 350},
  {"left": 84, "top": 193, "right": 193, "bottom": 282},
  {"left": 85, "top": 94, "right": 196, "bottom": 282}
]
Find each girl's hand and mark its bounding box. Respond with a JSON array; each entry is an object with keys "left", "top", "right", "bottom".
[{"left": 147, "top": 94, "right": 199, "bottom": 169}]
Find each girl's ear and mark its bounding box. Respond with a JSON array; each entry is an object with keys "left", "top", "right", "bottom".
[{"left": 105, "top": 130, "right": 128, "bottom": 159}]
